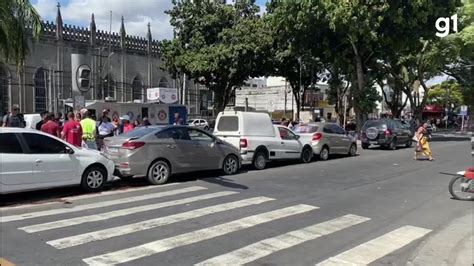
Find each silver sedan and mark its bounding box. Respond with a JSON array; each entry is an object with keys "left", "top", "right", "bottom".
[
  {"left": 103, "top": 126, "right": 241, "bottom": 185},
  {"left": 293, "top": 122, "right": 358, "bottom": 161}
]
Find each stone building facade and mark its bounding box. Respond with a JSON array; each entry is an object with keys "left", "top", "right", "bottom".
[{"left": 0, "top": 4, "right": 202, "bottom": 117}]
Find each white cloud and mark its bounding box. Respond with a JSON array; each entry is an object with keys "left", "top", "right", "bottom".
[{"left": 33, "top": 0, "right": 173, "bottom": 40}]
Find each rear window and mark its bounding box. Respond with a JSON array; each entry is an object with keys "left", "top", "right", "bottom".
[
  {"left": 363, "top": 120, "right": 387, "bottom": 130},
  {"left": 217, "top": 116, "right": 239, "bottom": 131},
  {"left": 293, "top": 125, "right": 319, "bottom": 133},
  {"left": 122, "top": 126, "right": 162, "bottom": 138}
]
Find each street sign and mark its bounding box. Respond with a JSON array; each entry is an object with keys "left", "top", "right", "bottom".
[{"left": 460, "top": 105, "right": 468, "bottom": 116}]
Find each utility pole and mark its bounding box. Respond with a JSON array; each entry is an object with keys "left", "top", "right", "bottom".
[{"left": 245, "top": 97, "right": 248, "bottom": 112}]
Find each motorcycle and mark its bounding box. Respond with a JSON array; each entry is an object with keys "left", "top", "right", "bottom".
[{"left": 445, "top": 168, "right": 474, "bottom": 200}]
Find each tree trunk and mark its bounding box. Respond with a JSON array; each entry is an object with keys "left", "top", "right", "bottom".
[{"left": 353, "top": 52, "right": 366, "bottom": 131}]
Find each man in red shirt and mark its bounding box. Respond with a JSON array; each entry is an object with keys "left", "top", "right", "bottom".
[
  {"left": 41, "top": 113, "right": 60, "bottom": 137},
  {"left": 62, "top": 112, "right": 83, "bottom": 147}
]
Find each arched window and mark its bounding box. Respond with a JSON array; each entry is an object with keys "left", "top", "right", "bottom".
[
  {"left": 0, "top": 66, "right": 9, "bottom": 116},
  {"left": 102, "top": 74, "right": 115, "bottom": 99},
  {"left": 34, "top": 68, "right": 48, "bottom": 112},
  {"left": 132, "top": 76, "right": 143, "bottom": 101},
  {"left": 158, "top": 77, "right": 169, "bottom": 88}
]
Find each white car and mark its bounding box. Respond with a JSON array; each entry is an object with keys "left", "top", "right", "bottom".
[
  {"left": 0, "top": 128, "right": 115, "bottom": 194},
  {"left": 187, "top": 119, "right": 210, "bottom": 130},
  {"left": 213, "top": 111, "right": 313, "bottom": 169}
]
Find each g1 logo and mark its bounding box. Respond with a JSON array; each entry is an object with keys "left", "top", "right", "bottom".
[{"left": 435, "top": 14, "right": 458, "bottom": 38}]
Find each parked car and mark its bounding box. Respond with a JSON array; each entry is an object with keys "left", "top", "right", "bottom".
[
  {"left": 187, "top": 119, "right": 210, "bottom": 130},
  {"left": 293, "top": 123, "right": 357, "bottom": 161},
  {"left": 103, "top": 125, "right": 241, "bottom": 185},
  {"left": 360, "top": 119, "right": 413, "bottom": 150},
  {"left": 213, "top": 111, "right": 313, "bottom": 170},
  {"left": 0, "top": 128, "right": 114, "bottom": 194}
]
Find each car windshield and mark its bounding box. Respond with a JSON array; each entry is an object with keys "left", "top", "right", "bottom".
[
  {"left": 217, "top": 116, "right": 239, "bottom": 131},
  {"left": 122, "top": 126, "right": 163, "bottom": 138},
  {"left": 293, "top": 125, "right": 319, "bottom": 133},
  {"left": 187, "top": 120, "right": 195, "bottom": 124}
]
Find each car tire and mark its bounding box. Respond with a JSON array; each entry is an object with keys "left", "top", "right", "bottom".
[
  {"left": 301, "top": 147, "right": 313, "bottom": 163},
  {"left": 388, "top": 139, "right": 397, "bottom": 150},
  {"left": 406, "top": 140, "right": 413, "bottom": 148},
  {"left": 318, "top": 146, "right": 329, "bottom": 161},
  {"left": 253, "top": 151, "right": 267, "bottom": 170},
  {"left": 223, "top": 155, "right": 239, "bottom": 175},
  {"left": 361, "top": 143, "right": 370, "bottom": 149},
  {"left": 147, "top": 160, "right": 170, "bottom": 185},
  {"left": 81, "top": 166, "right": 106, "bottom": 192},
  {"left": 348, "top": 144, "right": 357, "bottom": 156}
]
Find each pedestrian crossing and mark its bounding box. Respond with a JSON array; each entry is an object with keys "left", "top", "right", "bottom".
[{"left": 1, "top": 184, "right": 433, "bottom": 265}]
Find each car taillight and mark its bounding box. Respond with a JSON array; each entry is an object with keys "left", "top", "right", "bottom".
[
  {"left": 385, "top": 129, "right": 392, "bottom": 137},
  {"left": 312, "top": 133, "right": 323, "bottom": 141},
  {"left": 240, "top": 138, "right": 248, "bottom": 149},
  {"left": 122, "top": 141, "right": 145, "bottom": 150}
]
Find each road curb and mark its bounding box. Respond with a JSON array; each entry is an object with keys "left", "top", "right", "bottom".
[{"left": 407, "top": 212, "right": 473, "bottom": 266}]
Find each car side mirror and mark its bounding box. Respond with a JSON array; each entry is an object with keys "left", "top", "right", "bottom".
[
  {"left": 215, "top": 139, "right": 224, "bottom": 144},
  {"left": 65, "top": 146, "right": 75, "bottom": 154},
  {"left": 295, "top": 135, "right": 300, "bottom": 140}
]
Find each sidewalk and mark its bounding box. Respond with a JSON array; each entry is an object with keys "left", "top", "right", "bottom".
[{"left": 408, "top": 212, "right": 473, "bottom": 266}]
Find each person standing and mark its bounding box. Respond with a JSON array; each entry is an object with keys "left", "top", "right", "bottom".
[
  {"left": 62, "top": 112, "right": 83, "bottom": 147},
  {"left": 35, "top": 110, "right": 49, "bottom": 130},
  {"left": 2, "top": 104, "right": 25, "bottom": 128},
  {"left": 121, "top": 115, "right": 134, "bottom": 134},
  {"left": 41, "top": 113, "right": 60, "bottom": 137},
  {"left": 414, "top": 123, "right": 434, "bottom": 161},
  {"left": 173, "top": 113, "right": 183, "bottom": 125},
  {"left": 80, "top": 111, "right": 98, "bottom": 150},
  {"left": 97, "top": 116, "right": 115, "bottom": 150}
]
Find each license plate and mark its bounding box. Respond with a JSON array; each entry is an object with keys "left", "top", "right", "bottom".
[
  {"left": 369, "top": 141, "right": 378, "bottom": 144},
  {"left": 108, "top": 147, "right": 119, "bottom": 153}
]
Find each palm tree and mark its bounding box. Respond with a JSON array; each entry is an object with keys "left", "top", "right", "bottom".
[{"left": 0, "top": 0, "right": 42, "bottom": 67}]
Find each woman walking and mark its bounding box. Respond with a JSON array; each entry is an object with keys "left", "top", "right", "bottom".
[{"left": 413, "top": 123, "right": 434, "bottom": 161}]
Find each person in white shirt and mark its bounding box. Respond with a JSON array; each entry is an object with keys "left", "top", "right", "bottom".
[{"left": 96, "top": 117, "right": 115, "bottom": 150}]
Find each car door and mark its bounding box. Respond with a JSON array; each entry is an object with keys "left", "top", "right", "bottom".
[
  {"left": 393, "top": 121, "right": 407, "bottom": 143},
  {"left": 331, "top": 124, "right": 352, "bottom": 153},
  {"left": 322, "top": 124, "right": 339, "bottom": 153},
  {"left": 21, "top": 132, "right": 78, "bottom": 183},
  {"left": 188, "top": 128, "right": 222, "bottom": 169},
  {"left": 155, "top": 127, "right": 195, "bottom": 172},
  {"left": 278, "top": 126, "right": 303, "bottom": 159},
  {"left": 0, "top": 133, "right": 34, "bottom": 188}
]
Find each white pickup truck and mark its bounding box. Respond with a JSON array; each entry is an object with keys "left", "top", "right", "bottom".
[{"left": 213, "top": 111, "right": 313, "bottom": 169}]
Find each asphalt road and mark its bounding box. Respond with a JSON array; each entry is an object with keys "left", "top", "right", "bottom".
[{"left": 0, "top": 138, "right": 472, "bottom": 266}]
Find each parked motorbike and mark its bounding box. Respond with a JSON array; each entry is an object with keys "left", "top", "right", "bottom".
[{"left": 445, "top": 168, "right": 474, "bottom": 200}]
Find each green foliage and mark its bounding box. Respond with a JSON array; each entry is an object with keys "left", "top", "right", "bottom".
[
  {"left": 161, "top": 0, "right": 272, "bottom": 112},
  {"left": 428, "top": 81, "right": 464, "bottom": 107},
  {"left": 0, "top": 0, "right": 42, "bottom": 67}
]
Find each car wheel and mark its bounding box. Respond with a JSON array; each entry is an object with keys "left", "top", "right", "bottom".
[
  {"left": 406, "top": 140, "right": 413, "bottom": 148},
  {"left": 301, "top": 147, "right": 313, "bottom": 163},
  {"left": 253, "top": 151, "right": 267, "bottom": 170},
  {"left": 361, "top": 143, "right": 370, "bottom": 149},
  {"left": 318, "top": 146, "right": 329, "bottom": 161},
  {"left": 223, "top": 155, "right": 239, "bottom": 175},
  {"left": 147, "top": 160, "right": 170, "bottom": 185},
  {"left": 81, "top": 166, "right": 106, "bottom": 192},
  {"left": 388, "top": 139, "right": 397, "bottom": 150},
  {"left": 348, "top": 144, "right": 357, "bottom": 156}
]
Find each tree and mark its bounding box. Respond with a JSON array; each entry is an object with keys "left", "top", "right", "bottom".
[
  {"left": 265, "top": 1, "right": 326, "bottom": 120},
  {"left": 428, "top": 81, "right": 464, "bottom": 107},
  {"left": 161, "top": 0, "right": 272, "bottom": 112},
  {"left": 0, "top": 0, "right": 41, "bottom": 67}
]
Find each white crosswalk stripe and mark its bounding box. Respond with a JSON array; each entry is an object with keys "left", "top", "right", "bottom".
[
  {"left": 196, "top": 214, "right": 370, "bottom": 266},
  {"left": 48, "top": 196, "right": 277, "bottom": 249},
  {"left": 1, "top": 186, "right": 205, "bottom": 223},
  {"left": 316, "top": 225, "right": 432, "bottom": 265},
  {"left": 19, "top": 191, "right": 238, "bottom": 233},
  {"left": 82, "top": 204, "right": 318, "bottom": 265}
]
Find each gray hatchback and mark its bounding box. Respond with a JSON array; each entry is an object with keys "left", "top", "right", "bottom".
[{"left": 103, "top": 126, "right": 241, "bottom": 185}]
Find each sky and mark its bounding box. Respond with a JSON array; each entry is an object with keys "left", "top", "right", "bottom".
[{"left": 32, "top": 0, "right": 268, "bottom": 41}]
